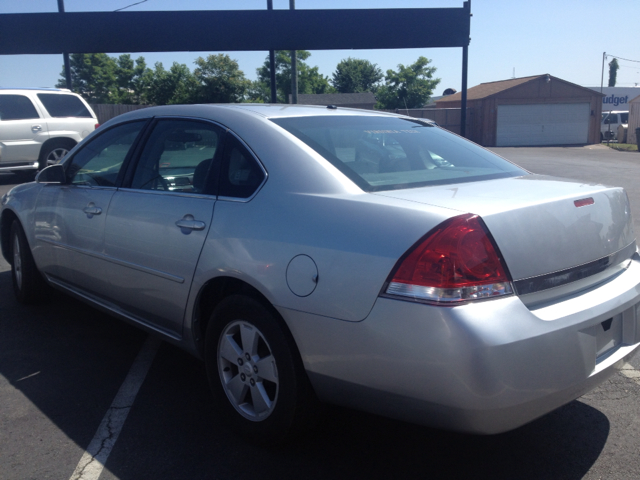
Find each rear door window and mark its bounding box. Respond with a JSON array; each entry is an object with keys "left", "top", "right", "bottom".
[
  {"left": 37, "top": 93, "right": 93, "bottom": 118},
  {"left": 0, "top": 95, "right": 39, "bottom": 120},
  {"left": 130, "top": 119, "right": 222, "bottom": 194}
]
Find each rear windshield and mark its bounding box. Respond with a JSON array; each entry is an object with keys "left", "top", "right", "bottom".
[
  {"left": 37, "top": 93, "right": 93, "bottom": 118},
  {"left": 271, "top": 116, "right": 526, "bottom": 192}
]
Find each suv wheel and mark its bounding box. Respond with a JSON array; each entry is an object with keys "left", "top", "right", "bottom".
[{"left": 40, "top": 140, "right": 75, "bottom": 169}]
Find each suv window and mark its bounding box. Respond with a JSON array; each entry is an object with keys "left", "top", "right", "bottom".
[
  {"left": 0, "top": 95, "right": 39, "bottom": 121},
  {"left": 66, "top": 121, "right": 146, "bottom": 187},
  {"left": 272, "top": 116, "right": 524, "bottom": 192},
  {"left": 602, "top": 113, "right": 618, "bottom": 124},
  {"left": 621, "top": 113, "right": 629, "bottom": 123},
  {"left": 37, "top": 93, "right": 93, "bottom": 118},
  {"left": 130, "top": 119, "right": 221, "bottom": 194}
]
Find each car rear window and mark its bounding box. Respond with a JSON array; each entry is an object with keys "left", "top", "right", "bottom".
[
  {"left": 271, "top": 116, "right": 526, "bottom": 192},
  {"left": 37, "top": 93, "right": 93, "bottom": 118}
]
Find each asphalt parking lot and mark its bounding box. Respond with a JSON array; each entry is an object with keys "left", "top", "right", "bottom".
[{"left": 1, "top": 145, "right": 640, "bottom": 480}]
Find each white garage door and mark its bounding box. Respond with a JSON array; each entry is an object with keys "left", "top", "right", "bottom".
[{"left": 496, "top": 103, "right": 590, "bottom": 146}]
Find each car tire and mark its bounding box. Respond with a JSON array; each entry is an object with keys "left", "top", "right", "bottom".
[
  {"left": 39, "top": 139, "right": 75, "bottom": 169},
  {"left": 10, "top": 220, "right": 50, "bottom": 304},
  {"left": 205, "top": 294, "right": 317, "bottom": 444}
]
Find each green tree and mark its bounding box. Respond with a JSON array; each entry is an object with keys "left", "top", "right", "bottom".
[
  {"left": 608, "top": 58, "right": 619, "bottom": 87},
  {"left": 147, "top": 62, "right": 199, "bottom": 105},
  {"left": 375, "top": 57, "right": 440, "bottom": 110},
  {"left": 191, "top": 54, "right": 250, "bottom": 104},
  {"left": 331, "top": 58, "right": 383, "bottom": 93},
  {"left": 56, "top": 53, "right": 118, "bottom": 103},
  {"left": 252, "top": 50, "right": 333, "bottom": 103},
  {"left": 113, "top": 54, "right": 154, "bottom": 104}
]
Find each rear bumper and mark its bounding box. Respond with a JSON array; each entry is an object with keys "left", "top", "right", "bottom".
[{"left": 283, "top": 254, "right": 640, "bottom": 434}]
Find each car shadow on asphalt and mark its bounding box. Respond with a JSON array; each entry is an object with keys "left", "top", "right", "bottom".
[
  {"left": 0, "top": 269, "right": 610, "bottom": 480},
  {"left": 106, "top": 340, "right": 610, "bottom": 480}
]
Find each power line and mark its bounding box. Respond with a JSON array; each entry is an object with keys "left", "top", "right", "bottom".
[
  {"left": 115, "top": 0, "right": 149, "bottom": 12},
  {"left": 607, "top": 54, "right": 640, "bottom": 64}
]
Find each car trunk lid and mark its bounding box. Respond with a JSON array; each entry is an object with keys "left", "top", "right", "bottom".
[{"left": 374, "top": 175, "right": 635, "bottom": 286}]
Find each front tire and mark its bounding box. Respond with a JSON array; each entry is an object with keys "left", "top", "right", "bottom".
[
  {"left": 205, "top": 295, "right": 317, "bottom": 443},
  {"left": 10, "top": 220, "right": 50, "bottom": 304}
]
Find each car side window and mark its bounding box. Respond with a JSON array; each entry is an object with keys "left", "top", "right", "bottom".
[
  {"left": 0, "top": 95, "right": 39, "bottom": 121},
  {"left": 66, "top": 121, "right": 146, "bottom": 187},
  {"left": 130, "top": 119, "right": 221, "bottom": 194},
  {"left": 218, "top": 135, "right": 265, "bottom": 199}
]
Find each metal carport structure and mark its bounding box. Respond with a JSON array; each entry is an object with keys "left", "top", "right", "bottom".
[{"left": 0, "top": 3, "right": 472, "bottom": 134}]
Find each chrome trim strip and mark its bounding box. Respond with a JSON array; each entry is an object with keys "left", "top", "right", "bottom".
[
  {"left": 35, "top": 237, "right": 185, "bottom": 283},
  {"left": 513, "top": 241, "right": 637, "bottom": 296},
  {"left": 45, "top": 275, "right": 182, "bottom": 341},
  {"left": 119, "top": 187, "right": 216, "bottom": 200}
]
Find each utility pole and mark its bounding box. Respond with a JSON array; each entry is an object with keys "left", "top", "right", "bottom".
[
  {"left": 290, "top": 0, "right": 298, "bottom": 104},
  {"left": 600, "top": 52, "right": 606, "bottom": 95},
  {"left": 267, "top": 0, "right": 277, "bottom": 103},
  {"left": 57, "top": 0, "right": 72, "bottom": 90}
]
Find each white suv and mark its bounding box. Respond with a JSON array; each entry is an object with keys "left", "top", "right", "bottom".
[{"left": 0, "top": 88, "right": 98, "bottom": 175}]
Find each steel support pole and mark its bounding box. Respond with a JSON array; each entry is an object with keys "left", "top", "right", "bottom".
[
  {"left": 267, "top": 0, "right": 277, "bottom": 103},
  {"left": 290, "top": 0, "right": 298, "bottom": 104},
  {"left": 57, "top": 0, "right": 72, "bottom": 90},
  {"left": 460, "top": 1, "right": 470, "bottom": 138}
]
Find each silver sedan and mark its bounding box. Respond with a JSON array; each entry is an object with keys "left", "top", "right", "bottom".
[{"left": 2, "top": 104, "right": 639, "bottom": 442}]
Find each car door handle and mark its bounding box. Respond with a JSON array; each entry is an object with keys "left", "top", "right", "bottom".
[
  {"left": 175, "top": 215, "right": 206, "bottom": 231},
  {"left": 32, "top": 125, "right": 42, "bottom": 132},
  {"left": 83, "top": 204, "right": 102, "bottom": 215}
]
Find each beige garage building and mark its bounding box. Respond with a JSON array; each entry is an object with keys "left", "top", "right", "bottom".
[{"left": 436, "top": 75, "right": 603, "bottom": 147}]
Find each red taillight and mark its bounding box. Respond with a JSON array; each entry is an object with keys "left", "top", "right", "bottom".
[
  {"left": 95, "top": 123, "right": 101, "bottom": 129},
  {"left": 386, "top": 214, "right": 513, "bottom": 304},
  {"left": 574, "top": 197, "right": 594, "bottom": 208}
]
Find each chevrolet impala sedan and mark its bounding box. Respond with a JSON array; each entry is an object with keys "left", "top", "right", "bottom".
[{"left": 2, "top": 104, "right": 640, "bottom": 442}]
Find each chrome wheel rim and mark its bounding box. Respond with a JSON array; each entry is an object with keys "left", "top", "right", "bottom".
[
  {"left": 218, "top": 320, "right": 279, "bottom": 421},
  {"left": 12, "top": 233, "right": 22, "bottom": 290},
  {"left": 46, "top": 147, "right": 69, "bottom": 165}
]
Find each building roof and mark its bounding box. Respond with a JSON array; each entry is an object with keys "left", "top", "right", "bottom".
[
  {"left": 435, "top": 75, "right": 602, "bottom": 104},
  {"left": 292, "top": 92, "right": 376, "bottom": 105}
]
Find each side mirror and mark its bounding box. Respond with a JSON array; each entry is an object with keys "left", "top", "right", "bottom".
[{"left": 36, "top": 164, "right": 66, "bottom": 184}]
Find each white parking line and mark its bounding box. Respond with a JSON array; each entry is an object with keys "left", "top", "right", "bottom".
[
  {"left": 620, "top": 362, "right": 640, "bottom": 384},
  {"left": 69, "top": 336, "right": 162, "bottom": 480}
]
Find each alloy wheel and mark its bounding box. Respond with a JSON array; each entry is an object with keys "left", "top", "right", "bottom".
[{"left": 217, "top": 320, "right": 279, "bottom": 421}]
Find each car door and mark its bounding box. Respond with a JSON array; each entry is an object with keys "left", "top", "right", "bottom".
[
  {"left": 33, "top": 120, "right": 148, "bottom": 294},
  {"left": 101, "top": 118, "right": 223, "bottom": 338},
  {"left": 0, "top": 94, "right": 48, "bottom": 163}
]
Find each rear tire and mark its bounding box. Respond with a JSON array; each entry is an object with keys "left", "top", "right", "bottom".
[
  {"left": 205, "top": 294, "right": 317, "bottom": 444},
  {"left": 10, "top": 220, "right": 50, "bottom": 304}
]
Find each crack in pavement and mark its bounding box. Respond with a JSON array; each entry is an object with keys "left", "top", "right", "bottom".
[
  {"left": 620, "top": 362, "right": 640, "bottom": 384},
  {"left": 69, "top": 336, "right": 161, "bottom": 480}
]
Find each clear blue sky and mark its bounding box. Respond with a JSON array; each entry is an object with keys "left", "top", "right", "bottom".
[{"left": 1, "top": 0, "right": 639, "bottom": 94}]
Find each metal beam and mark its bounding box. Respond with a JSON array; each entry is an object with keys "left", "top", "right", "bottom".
[{"left": 0, "top": 9, "right": 470, "bottom": 55}]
